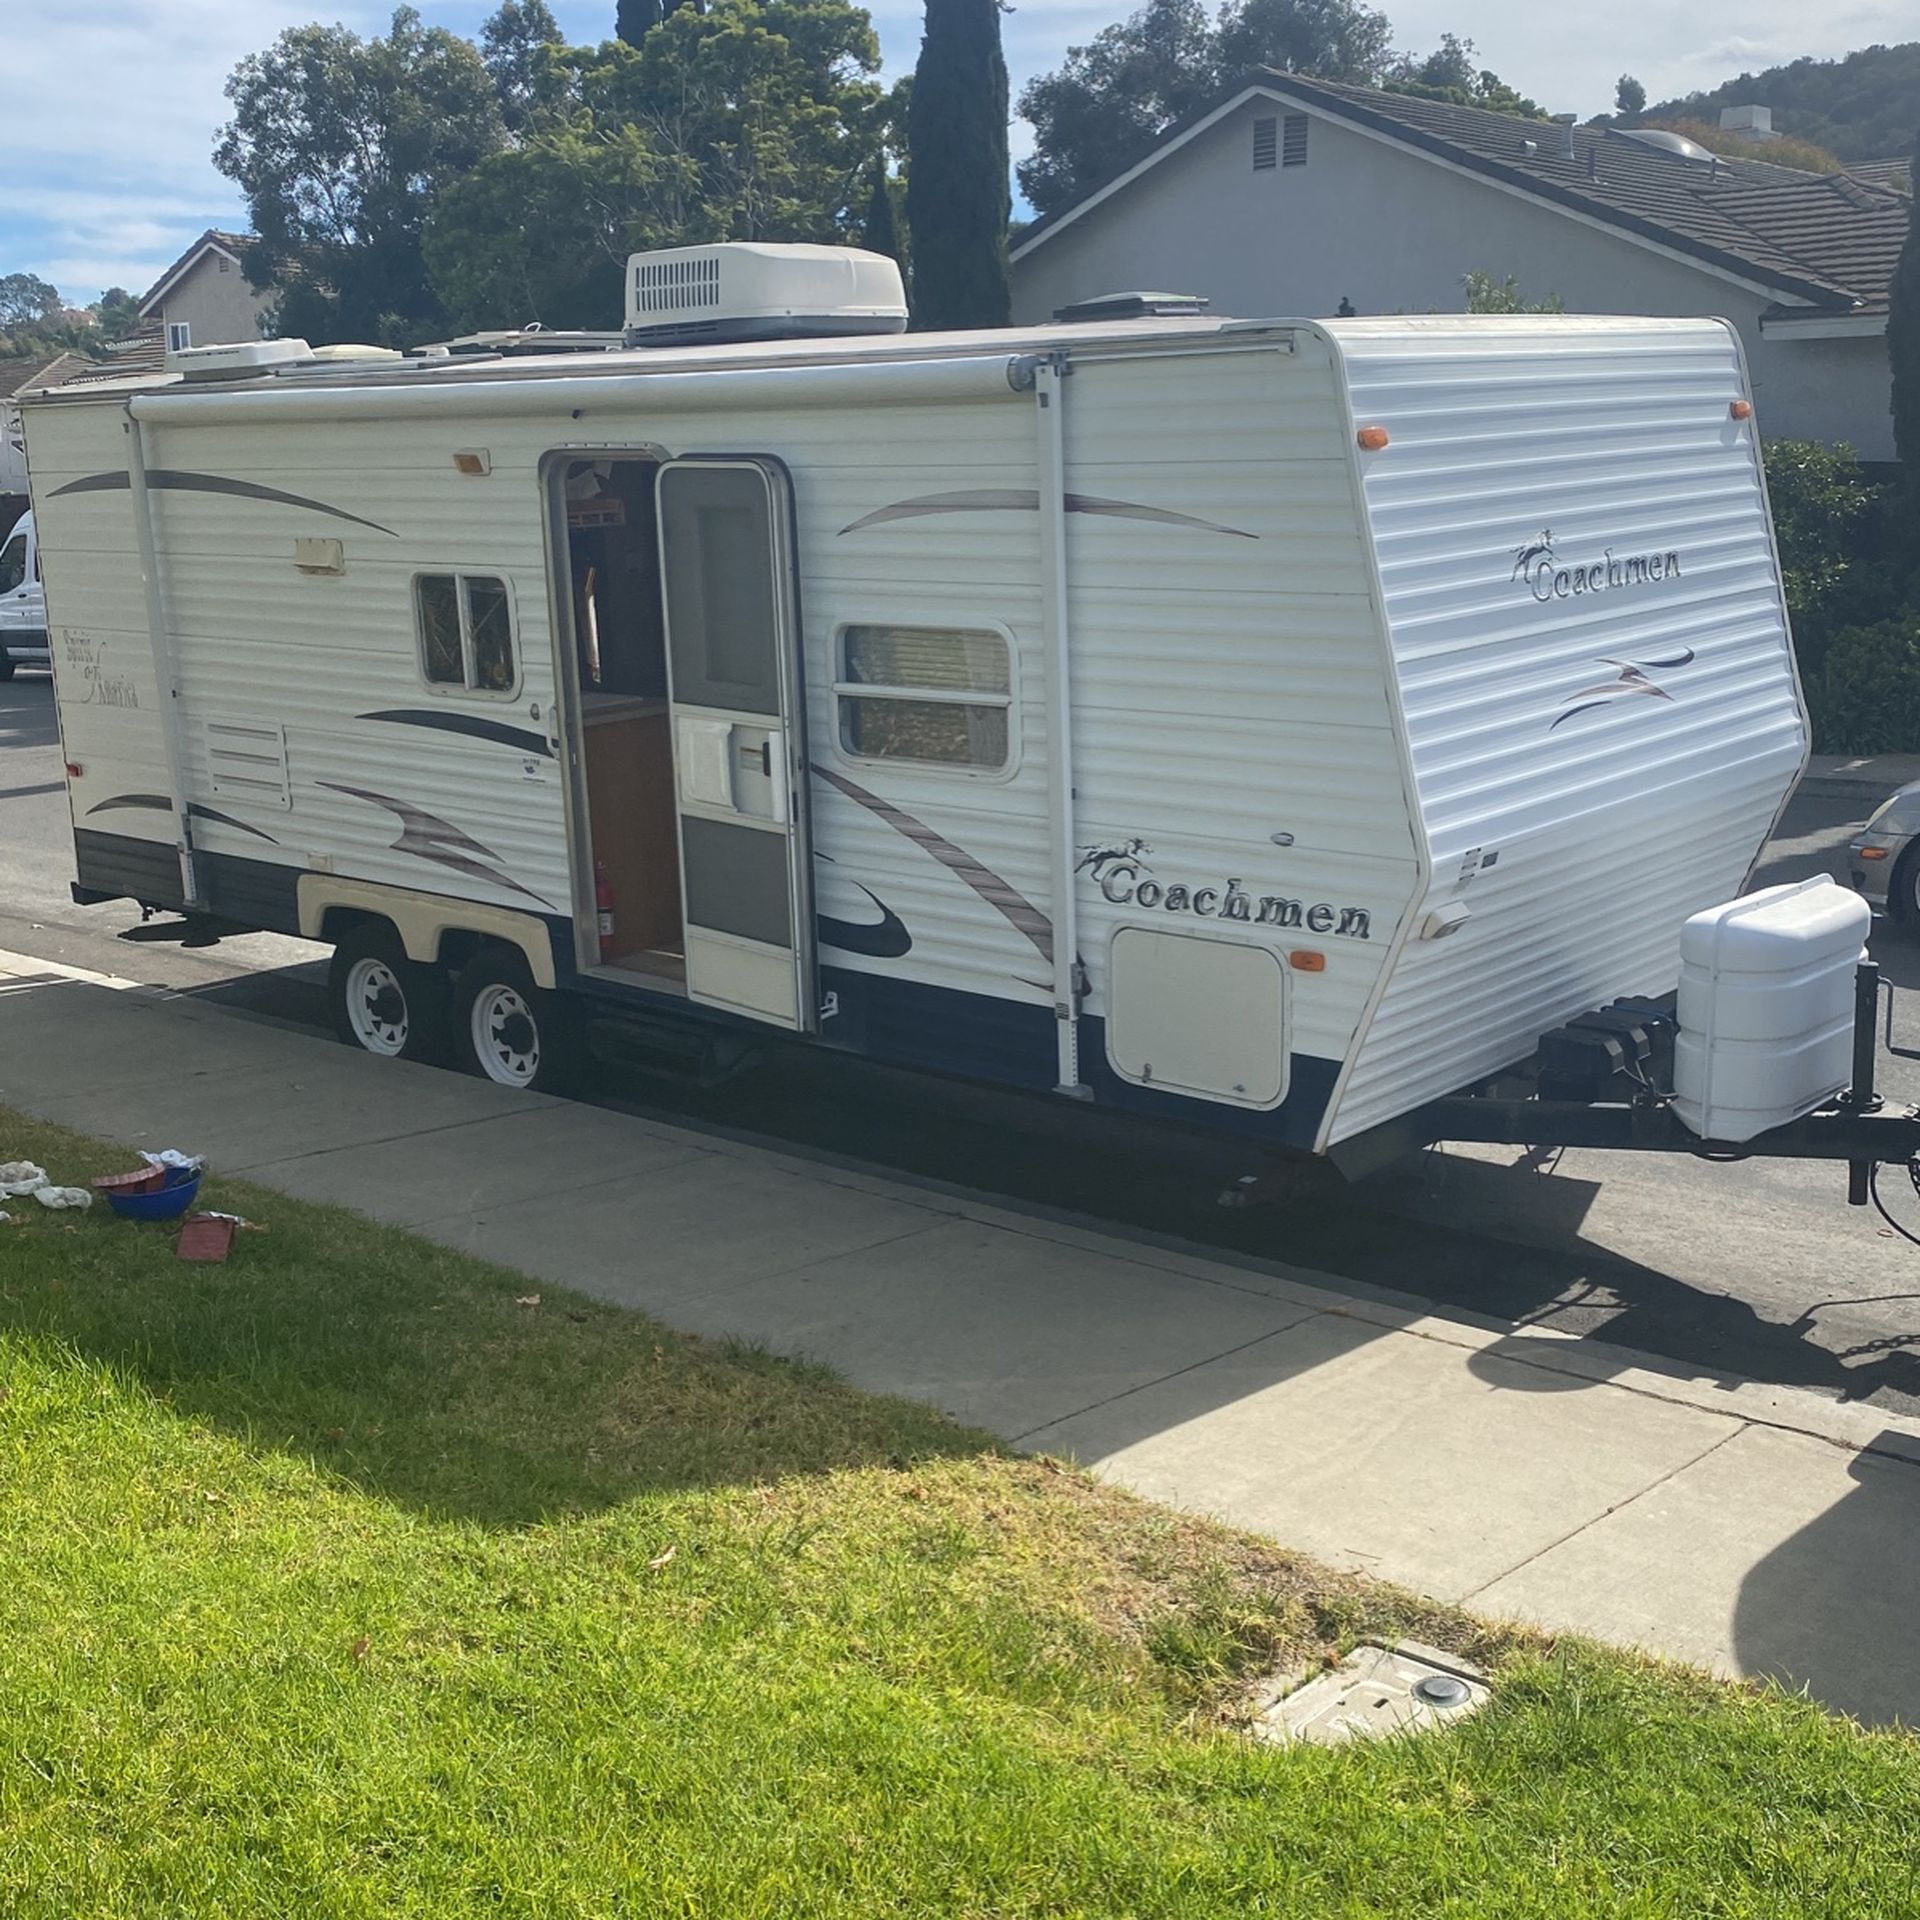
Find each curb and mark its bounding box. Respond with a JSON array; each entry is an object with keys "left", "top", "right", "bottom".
[{"left": 1797, "top": 775, "right": 1889, "bottom": 804}]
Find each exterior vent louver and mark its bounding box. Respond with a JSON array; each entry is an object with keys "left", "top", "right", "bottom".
[
  {"left": 1253, "top": 117, "right": 1278, "bottom": 170},
  {"left": 630, "top": 251, "right": 723, "bottom": 317},
  {"left": 1282, "top": 113, "right": 1309, "bottom": 166}
]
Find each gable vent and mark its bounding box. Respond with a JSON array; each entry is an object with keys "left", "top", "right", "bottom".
[
  {"left": 1252, "top": 117, "right": 1278, "bottom": 170},
  {"left": 1282, "top": 113, "right": 1310, "bottom": 166}
]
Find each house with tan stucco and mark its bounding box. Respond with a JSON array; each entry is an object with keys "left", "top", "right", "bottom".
[
  {"left": 1011, "top": 76, "right": 1909, "bottom": 461},
  {"left": 136, "top": 230, "right": 274, "bottom": 355}
]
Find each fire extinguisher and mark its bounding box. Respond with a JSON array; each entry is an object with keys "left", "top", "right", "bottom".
[{"left": 595, "top": 861, "right": 616, "bottom": 962}]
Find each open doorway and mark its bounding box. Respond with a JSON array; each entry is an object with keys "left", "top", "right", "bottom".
[{"left": 560, "top": 455, "right": 686, "bottom": 984}]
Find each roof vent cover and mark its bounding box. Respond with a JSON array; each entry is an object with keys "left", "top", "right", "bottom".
[{"left": 623, "top": 243, "right": 907, "bottom": 348}]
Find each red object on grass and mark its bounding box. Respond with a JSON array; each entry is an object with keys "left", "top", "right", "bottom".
[
  {"left": 176, "top": 1214, "right": 239, "bottom": 1263},
  {"left": 93, "top": 1166, "right": 167, "bottom": 1195}
]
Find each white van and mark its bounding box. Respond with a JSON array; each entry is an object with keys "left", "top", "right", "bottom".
[{"left": 0, "top": 510, "right": 48, "bottom": 679}]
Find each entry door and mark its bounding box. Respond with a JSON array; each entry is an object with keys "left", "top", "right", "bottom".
[{"left": 657, "top": 457, "right": 814, "bottom": 1029}]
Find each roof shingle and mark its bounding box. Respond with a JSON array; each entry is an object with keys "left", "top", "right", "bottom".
[{"left": 1020, "top": 74, "right": 1908, "bottom": 315}]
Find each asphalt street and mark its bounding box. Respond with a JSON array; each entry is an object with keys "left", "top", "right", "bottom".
[{"left": 9, "top": 669, "right": 1920, "bottom": 1415}]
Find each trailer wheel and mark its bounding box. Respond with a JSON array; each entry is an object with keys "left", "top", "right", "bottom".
[
  {"left": 1889, "top": 845, "right": 1920, "bottom": 929},
  {"left": 329, "top": 925, "right": 452, "bottom": 1063},
  {"left": 0, "top": 654, "right": 14, "bottom": 683},
  {"left": 452, "top": 946, "right": 581, "bottom": 1093}
]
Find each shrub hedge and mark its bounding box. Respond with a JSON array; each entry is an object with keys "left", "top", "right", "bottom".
[{"left": 1763, "top": 440, "right": 1919, "bottom": 751}]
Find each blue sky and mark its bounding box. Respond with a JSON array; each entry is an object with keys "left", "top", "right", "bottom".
[{"left": 2, "top": 0, "right": 1910, "bottom": 306}]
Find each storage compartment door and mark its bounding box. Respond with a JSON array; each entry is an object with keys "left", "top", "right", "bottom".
[
  {"left": 658, "top": 458, "right": 814, "bottom": 1029},
  {"left": 1106, "top": 928, "right": 1289, "bottom": 1108}
]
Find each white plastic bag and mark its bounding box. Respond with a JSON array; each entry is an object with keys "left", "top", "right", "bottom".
[
  {"left": 32, "top": 1185, "right": 92, "bottom": 1210},
  {"left": 0, "top": 1161, "right": 48, "bottom": 1197}
]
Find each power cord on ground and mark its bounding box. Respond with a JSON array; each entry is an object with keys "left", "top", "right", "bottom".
[{"left": 1867, "top": 1155, "right": 1920, "bottom": 1249}]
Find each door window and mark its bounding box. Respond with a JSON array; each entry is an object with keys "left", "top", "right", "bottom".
[
  {"left": 0, "top": 534, "right": 24, "bottom": 596},
  {"left": 658, "top": 465, "right": 781, "bottom": 714}
]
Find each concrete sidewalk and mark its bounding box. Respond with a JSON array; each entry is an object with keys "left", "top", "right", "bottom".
[{"left": 5, "top": 948, "right": 1920, "bottom": 1726}]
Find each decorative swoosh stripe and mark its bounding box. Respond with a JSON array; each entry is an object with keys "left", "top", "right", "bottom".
[
  {"left": 49, "top": 469, "right": 398, "bottom": 537},
  {"left": 86, "top": 792, "right": 172, "bottom": 817},
  {"left": 817, "top": 884, "right": 912, "bottom": 959},
  {"left": 359, "top": 710, "right": 553, "bottom": 757},
  {"left": 319, "top": 780, "right": 555, "bottom": 908},
  {"left": 838, "top": 488, "right": 1256, "bottom": 540},
  {"left": 815, "top": 767, "right": 1053, "bottom": 963},
  {"left": 84, "top": 793, "right": 281, "bottom": 844}
]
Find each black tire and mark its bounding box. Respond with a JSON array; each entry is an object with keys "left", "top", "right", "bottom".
[
  {"left": 0, "top": 654, "right": 15, "bottom": 683},
  {"left": 450, "top": 945, "right": 582, "bottom": 1093},
  {"left": 1889, "top": 846, "right": 1920, "bottom": 930},
  {"left": 328, "top": 923, "right": 452, "bottom": 1064}
]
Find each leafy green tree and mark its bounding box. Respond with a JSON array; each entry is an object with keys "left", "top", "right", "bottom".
[
  {"left": 426, "top": 0, "right": 884, "bottom": 332},
  {"left": 1615, "top": 73, "right": 1645, "bottom": 119},
  {"left": 0, "top": 273, "right": 61, "bottom": 330},
  {"left": 1385, "top": 35, "right": 1543, "bottom": 116},
  {"left": 91, "top": 287, "right": 143, "bottom": 341},
  {"left": 1889, "top": 152, "right": 1920, "bottom": 497},
  {"left": 215, "top": 6, "right": 507, "bottom": 347},
  {"left": 906, "top": 0, "right": 1010, "bottom": 329},
  {"left": 483, "top": 0, "right": 564, "bottom": 129},
  {"left": 1017, "top": 0, "right": 1391, "bottom": 216},
  {"left": 1461, "top": 270, "right": 1563, "bottom": 313},
  {"left": 1643, "top": 43, "right": 1920, "bottom": 165},
  {"left": 863, "top": 159, "right": 902, "bottom": 264}
]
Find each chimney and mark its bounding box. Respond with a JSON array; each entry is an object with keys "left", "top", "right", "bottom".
[
  {"left": 1551, "top": 113, "right": 1577, "bottom": 162},
  {"left": 1719, "top": 104, "right": 1775, "bottom": 140}
]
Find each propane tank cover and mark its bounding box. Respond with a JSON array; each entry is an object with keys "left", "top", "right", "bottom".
[{"left": 1672, "top": 876, "right": 1870, "bottom": 1143}]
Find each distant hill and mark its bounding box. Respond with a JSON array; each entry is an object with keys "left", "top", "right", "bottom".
[{"left": 1643, "top": 43, "right": 1918, "bottom": 164}]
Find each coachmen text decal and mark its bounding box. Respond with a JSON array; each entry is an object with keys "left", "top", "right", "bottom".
[
  {"left": 1077, "top": 841, "right": 1372, "bottom": 940},
  {"left": 1512, "top": 529, "right": 1682, "bottom": 603}
]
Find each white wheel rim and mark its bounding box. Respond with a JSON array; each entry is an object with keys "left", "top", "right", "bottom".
[
  {"left": 471, "top": 983, "right": 540, "bottom": 1087},
  {"left": 345, "top": 957, "right": 409, "bottom": 1055}
]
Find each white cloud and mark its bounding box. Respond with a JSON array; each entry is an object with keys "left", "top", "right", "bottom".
[{"left": 2, "top": 0, "right": 1912, "bottom": 302}]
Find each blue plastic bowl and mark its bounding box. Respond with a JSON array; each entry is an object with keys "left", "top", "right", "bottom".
[{"left": 107, "top": 1173, "right": 203, "bottom": 1222}]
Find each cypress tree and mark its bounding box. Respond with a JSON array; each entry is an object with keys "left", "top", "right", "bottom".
[
  {"left": 616, "top": 0, "right": 662, "bottom": 44},
  {"left": 905, "top": 0, "right": 1010, "bottom": 330},
  {"left": 1891, "top": 132, "right": 1920, "bottom": 499},
  {"left": 863, "top": 160, "right": 901, "bottom": 264}
]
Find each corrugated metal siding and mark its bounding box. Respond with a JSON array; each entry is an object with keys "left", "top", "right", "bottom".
[
  {"left": 1327, "top": 316, "right": 1807, "bottom": 1142},
  {"left": 21, "top": 401, "right": 175, "bottom": 848},
  {"left": 1065, "top": 342, "right": 1421, "bottom": 1083}
]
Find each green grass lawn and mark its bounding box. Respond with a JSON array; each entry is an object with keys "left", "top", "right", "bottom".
[{"left": 2, "top": 1107, "right": 1917, "bottom": 1917}]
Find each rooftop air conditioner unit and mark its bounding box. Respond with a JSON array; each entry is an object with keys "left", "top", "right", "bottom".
[
  {"left": 623, "top": 243, "right": 907, "bottom": 348},
  {"left": 169, "top": 338, "right": 313, "bottom": 380}
]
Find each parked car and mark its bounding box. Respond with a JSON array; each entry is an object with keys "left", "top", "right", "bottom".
[
  {"left": 0, "top": 509, "right": 49, "bottom": 678},
  {"left": 1847, "top": 785, "right": 1920, "bottom": 921}
]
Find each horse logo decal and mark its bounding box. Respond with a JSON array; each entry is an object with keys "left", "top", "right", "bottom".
[
  {"left": 1076, "top": 838, "right": 1153, "bottom": 884},
  {"left": 1511, "top": 530, "right": 1554, "bottom": 580}
]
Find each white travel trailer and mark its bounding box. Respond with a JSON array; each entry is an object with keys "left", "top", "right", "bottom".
[{"left": 24, "top": 247, "right": 1832, "bottom": 1170}]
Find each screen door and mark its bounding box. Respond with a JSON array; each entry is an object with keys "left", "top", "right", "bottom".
[{"left": 657, "top": 457, "right": 814, "bottom": 1028}]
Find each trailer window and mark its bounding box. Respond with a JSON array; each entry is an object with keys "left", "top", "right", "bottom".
[
  {"left": 836, "top": 625, "right": 1012, "bottom": 770},
  {"left": 415, "top": 572, "right": 517, "bottom": 694}
]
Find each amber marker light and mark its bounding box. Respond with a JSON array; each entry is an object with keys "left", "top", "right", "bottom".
[
  {"left": 1289, "top": 950, "right": 1327, "bottom": 971},
  {"left": 1860, "top": 846, "right": 1890, "bottom": 860},
  {"left": 1356, "top": 425, "right": 1390, "bottom": 451},
  {"left": 1729, "top": 400, "right": 1753, "bottom": 420}
]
